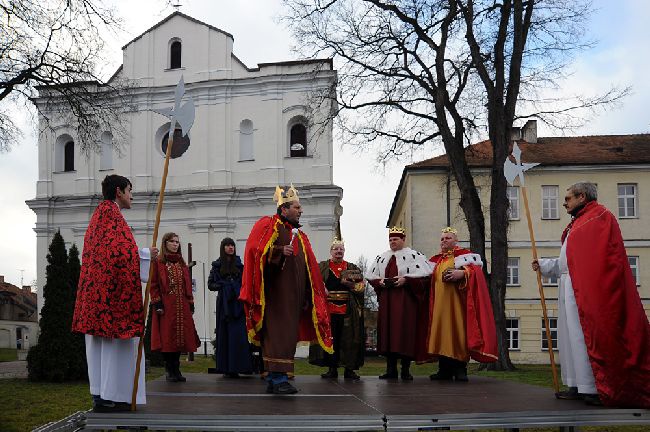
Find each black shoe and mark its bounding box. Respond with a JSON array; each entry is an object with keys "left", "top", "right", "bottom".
[
  {"left": 320, "top": 368, "right": 338, "bottom": 379},
  {"left": 379, "top": 372, "right": 398, "bottom": 379},
  {"left": 224, "top": 372, "right": 240, "bottom": 378},
  {"left": 584, "top": 394, "right": 602, "bottom": 406},
  {"left": 401, "top": 371, "right": 413, "bottom": 381},
  {"left": 92, "top": 400, "right": 131, "bottom": 413},
  {"left": 273, "top": 381, "right": 298, "bottom": 395},
  {"left": 555, "top": 387, "right": 583, "bottom": 400},
  {"left": 344, "top": 369, "right": 360, "bottom": 380},
  {"left": 454, "top": 369, "right": 469, "bottom": 382},
  {"left": 266, "top": 381, "right": 274, "bottom": 394},
  {"left": 174, "top": 361, "right": 187, "bottom": 382},
  {"left": 429, "top": 371, "right": 453, "bottom": 381}
]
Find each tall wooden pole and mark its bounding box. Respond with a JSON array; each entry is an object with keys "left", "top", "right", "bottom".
[
  {"left": 521, "top": 185, "right": 560, "bottom": 393},
  {"left": 131, "top": 133, "right": 175, "bottom": 410}
]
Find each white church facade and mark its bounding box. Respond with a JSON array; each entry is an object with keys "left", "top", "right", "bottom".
[{"left": 27, "top": 12, "right": 343, "bottom": 347}]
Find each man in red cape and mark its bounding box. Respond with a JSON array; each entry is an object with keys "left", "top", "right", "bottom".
[
  {"left": 72, "top": 175, "right": 156, "bottom": 412},
  {"left": 239, "top": 185, "right": 333, "bottom": 394},
  {"left": 533, "top": 182, "right": 650, "bottom": 408},
  {"left": 427, "top": 227, "right": 498, "bottom": 382}
]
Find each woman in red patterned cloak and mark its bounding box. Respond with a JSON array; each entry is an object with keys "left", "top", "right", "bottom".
[{"left": 150, "top": 232, "right": 200, "bottom": 382}]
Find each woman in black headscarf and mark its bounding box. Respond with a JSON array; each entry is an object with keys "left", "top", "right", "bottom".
[{"left": 207, "top": 238, "right": 253, "bottom": 377}]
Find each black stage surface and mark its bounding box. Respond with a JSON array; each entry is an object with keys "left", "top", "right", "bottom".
[{"left": 81, "top": 374, "right": 650, "bottom": 431}]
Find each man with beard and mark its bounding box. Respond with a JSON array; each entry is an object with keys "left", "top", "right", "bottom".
[
  {"left": 366, "top": 227, "right": 433, "bottom": 380},
  {"left": 240, "top": 185, "right": 333, "bottom": 394},
  {"left": 309, "top": 238, "right": 365, "bottom": 380},
  {"left": 532, "top": 182, "right": 650, "bottom": 407}
]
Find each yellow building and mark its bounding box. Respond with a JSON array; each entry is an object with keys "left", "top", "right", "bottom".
[{"left": 388, "top": 121, "right": 650, "bottom": 363}]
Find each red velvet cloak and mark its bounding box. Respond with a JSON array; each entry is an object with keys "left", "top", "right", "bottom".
[
  {"left": 239, "top": 215, "right": 333, "bottom": 353},
  {"left": 149, "top": 259, "right": 201, "bottom": 353},
  {"left": 565, "top": 201, "right": 650, "bottom": 408},
  {"left": 72, "top": 200, "right": 144, "bottom": 338},
  {"left": 429, "top": 248, "right": 498, "bottom": 363}
]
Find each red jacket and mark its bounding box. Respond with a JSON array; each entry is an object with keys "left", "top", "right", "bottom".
[{"left": 72, "top": 200, "right": 144, "bottom": 338}]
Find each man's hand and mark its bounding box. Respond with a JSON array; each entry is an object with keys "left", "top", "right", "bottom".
[
  {"left": 531, "top": 260, "right": 540, "bottom": 271},
  {"left": 443, "top": 269, "right": 463, "bottom": 282},
  {"left": 378, "top": 278, "right": 386, "bottom": 287},
  {"left": 150, "top": 247, "right": 159, "bottom": 260},
  {"left": 394, "top": 276, "right": 406, "bottom": 287},
  {"left": 282, "top": 245, "right": 294, "bottom": 256}
]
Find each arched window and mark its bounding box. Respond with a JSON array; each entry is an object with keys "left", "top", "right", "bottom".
[
  {"left": 161, "top": 128, "right": 190, "bottom": 158},
  {"left": 289, "top": 123, "right": 307, "bottom": 157},
  {"left": 64, "top": 141, "right": 74, "bottom": 171},
  {"left": 239, "top": 119, "right": 254, "bottom": 161},
  {"left": 170, "top": 40, "right": 182, "bottom": 69},
  {"left": 100, "top": 132, "right": 113, "bottom": 170}
]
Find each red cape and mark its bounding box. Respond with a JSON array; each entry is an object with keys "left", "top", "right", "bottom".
[
  {"left": 566, "top": 201, "right": 650, "bottom": 408},
  {"left": 72, "top": 200, "right": 144, "bottom": 338},
  {"left": 429, "top": 248, "right": 498, "bottom": 363},
  {"left": 239, "top": 215, "right": 333, "bottom": 353}
]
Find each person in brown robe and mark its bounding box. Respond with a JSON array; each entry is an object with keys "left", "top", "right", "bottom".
[{"left": 366, "top": 227, "right": 433, "bottom": 380}]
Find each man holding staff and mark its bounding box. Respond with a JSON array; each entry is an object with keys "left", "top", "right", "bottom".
[{"left": 532, "top": 182, "right": 650, "bottom": 407}]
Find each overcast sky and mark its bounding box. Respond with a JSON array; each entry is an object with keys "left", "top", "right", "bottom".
[{"left": 0, "top": 0, "right": 648, "bottom": 287}]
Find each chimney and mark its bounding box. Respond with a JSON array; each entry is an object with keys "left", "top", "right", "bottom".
[
  {"left": 0, "top": 275, "right": 4, "bottom": 283},
  {"left": 521, "top": 120, "right": 537, "bottom": 143},
  {"left": 510, "top": 126, "right": 521, "bottom": 141},
  {"left": 23, "top": 286, "right": 32, "bottom": 294}
]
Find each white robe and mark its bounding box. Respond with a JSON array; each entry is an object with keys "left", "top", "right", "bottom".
[
  {"left": 85, "top": 248, "right": 151, "bottom": 404},
  {"left": 538, "top": 232, "right": 597, "bottom": 394}
]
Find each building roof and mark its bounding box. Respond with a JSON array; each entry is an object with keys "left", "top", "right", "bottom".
[
  {"left": 0, "top": 281, "right": 37, "bottom": 321},
  {"left": 409, "top": 134, "right": 650, "bottom": 169},
  {"left": 388, "top": 134, "right": 650, "bottom": 225}
]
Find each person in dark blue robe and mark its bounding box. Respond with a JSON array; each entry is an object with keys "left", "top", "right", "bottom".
[{"left": 208, "top": 238, "right": 253, "bottom": 377}]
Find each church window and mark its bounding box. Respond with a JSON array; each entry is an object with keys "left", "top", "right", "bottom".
[
  {"left": 170, "top": 39, "right": 182, "bottom": 69},
  {"left": 506, "top": 318, "right": 519, "bottom": 350},
  {"left": 506, "top": 257, "right": 520, "bottom": 286},
  {"left": 541, "top": 257, "right": 559, "bottom": 286},
  {"left": 507, "top": 186, "right": 519, "bottom": 220},
  {"left": 628, "top": 256, "right": 639, "bottom": 286},
  {"left": 617, "top": 183, "right": 637, "bottom": 218},
  {"left": 541, "top": 317, "right": 558, "bottom": 351},
  {"left": 239, "top": 119, "right": 254, "bottom": 161},
  {"left": 541, "top": 185, "right": 559, "bottom": 219},
  {"left": 100, "top": 132, "right": 113, "bottom": 170},
  {"left": 289, "top": 122, "right": 307, "bottom": 157},
  {"left": 64, "top": 141, "right": 74, "bottom": 172},
  {"left": 161, "top": 128, "right": 190, "bottom": 159}
]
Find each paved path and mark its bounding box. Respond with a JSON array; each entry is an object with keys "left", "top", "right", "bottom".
[{"left": 0, "top": 360, "right": 28, "bottom": 379}]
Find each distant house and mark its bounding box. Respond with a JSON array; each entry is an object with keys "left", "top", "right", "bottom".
[
  {"left": 388, "top": 120, "right": 650, "bottom": 363},
  {"left": 0, "top": 275, "right": 38, "bottom": 349}
]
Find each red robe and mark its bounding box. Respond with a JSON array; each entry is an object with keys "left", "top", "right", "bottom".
[
  {"left": 149, "top": 257, "right": 201, "bottom": 353},
  {"left": 72, "top": 200, "right": 144, "bottom": 338},
  {"left": 429, "top": 248, "right": 498, "bottom": 363},
  {"left": 564, "top": 201, "right": 650, "bottom": 408},
  {"left": 239, "top": 215, "right": 333, "bottom": 353}
]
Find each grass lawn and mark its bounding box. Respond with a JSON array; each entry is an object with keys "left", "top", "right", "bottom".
[
  {"left": 0, "top": 356, "right": 645, "bottom": 432},
  {"left": 0, "top": 348, "right": 18, "bottom": 362}
]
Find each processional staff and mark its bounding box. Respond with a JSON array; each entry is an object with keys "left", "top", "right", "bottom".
[
  {"left": 131, "top": 76, "right": 195, "bottom": 410},
  {"left": 504, "top": 142, "right": 560, "bottom": 393}
]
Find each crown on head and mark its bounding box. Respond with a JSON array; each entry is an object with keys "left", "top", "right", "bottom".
[
  {"left": 441, "top": 227, "right": 458, "bottom": 235},
  {"left": 274, "top": 184, "right": 300, "bottom": 207},
  {"left": 331, "top": 237, "right": 345, "bottom": 248},
  {"left": 388, "top": 226, "right": 406, "bottom": 238}
]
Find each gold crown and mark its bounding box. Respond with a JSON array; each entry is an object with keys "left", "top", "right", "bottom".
[
  {"left": 274, "top": 184, "right": 300, "bottom": 207},
  {"left": 388, "top": 226, "right": 406, "bottom": 236},
  {"left": 331, "top": 237, "right": 345, "bottom": 247},
  {"left": 441, "top": 227, "right": 458, "bottom": 235}
]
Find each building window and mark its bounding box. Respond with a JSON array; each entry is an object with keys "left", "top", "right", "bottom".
[
  {"left": 64, "top": 141, "right": 74, "bottom": 172},
  {"left": 289, "top": 123, "right": 307, "bottom": 157},
  {"left": 161, "top": 128, "right": 190, "bottom": 159},
  {"left": 100, "top": 132, "right": 113, "bottom": 170},
  {"left": 170, "top": 39, "right": 182, "bottom": 69},
  {"left": 239, "top": 119, "right": 254, "bottom": 161},
  {"left": 506, "top": 318, "right": 520, "bottom": 350},
  {"left": 541, "top": 317, "right": 558, "bottom": 351},
  {"left": 628, "top": 256, "right": 640, "bottom": 286},
  {"left": 618, "top": 184, "right": 637, "bottom": 218},
  {"left": 507, "top": 257, "right": 520, "bottom": 286},
  {"left": 541, "top": 256, "right": 559, "bottom": 286},
  {"left": 507, "top": 186, "right": 519, "bottom": 220},
  {"left": 542, "top": 185, "right": 559, "bottom": 219}
]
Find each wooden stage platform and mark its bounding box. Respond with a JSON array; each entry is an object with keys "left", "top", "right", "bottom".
[{"left": 76, "top": 373, "right": 649, "bottom": 431}]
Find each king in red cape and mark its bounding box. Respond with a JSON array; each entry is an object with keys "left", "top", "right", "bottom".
[{"left": 239, "top": 185, "right": 332, "bottom": 394}]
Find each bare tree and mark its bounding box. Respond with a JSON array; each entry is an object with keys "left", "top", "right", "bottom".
[
  {"left": 355, "top": 255, "right": 377, "bottom": 312},
  {"left": 0, "top": 0, "right": 129, "bottom": 154},
  {"left": 282, "top": 0, "right": 627, "bottom": 369}
]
